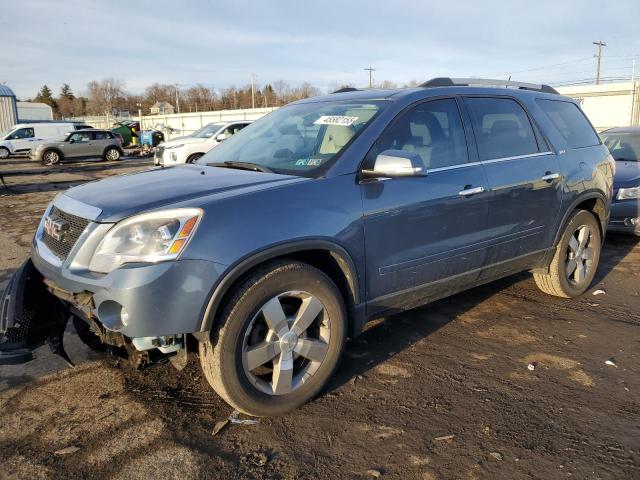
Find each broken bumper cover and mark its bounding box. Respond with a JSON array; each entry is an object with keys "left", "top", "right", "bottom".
[
  {"left": 0, "top": 251, "right": 224, "bottom": 364},
  {"left": 0, "top": 259, "right": 69, "bottom": 364}
]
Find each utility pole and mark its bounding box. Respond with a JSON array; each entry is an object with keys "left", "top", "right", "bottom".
[
  {"left": 593, "top": 40, "right": 606, "bottom": 85},
  {"left": 174, "top": 83, "right": 180, "bottom": 113},
  {"left": 250, "top": 73, "right": 256, "bottom": 109},
  {"left": 364, "top": 66, "right": 376, "bottom": 88}
]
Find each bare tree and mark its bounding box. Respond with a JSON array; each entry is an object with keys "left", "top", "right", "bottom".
[{"left": 86, "top": 78, "right": 125, "bottom": 116}]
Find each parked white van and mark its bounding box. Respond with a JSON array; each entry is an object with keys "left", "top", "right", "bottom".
[
  {"left": 154, "top": 121, "right": 252, "bottom": 166},
  {"left": 0, "top": 122, "right": 92, "bottom": 159}
]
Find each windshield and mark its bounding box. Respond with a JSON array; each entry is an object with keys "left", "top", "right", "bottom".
[
  {"left": 196, "top": 100, "right": 385, "bottom": 176},
  {"left": 602, "top": 132, "right": 640, "bottom": 162},
  {"left": 2, "top": 127, "right": 17, "bottom": 139},
  {"left": 191, "top": 123, "right": 227, "bottom": 139}
]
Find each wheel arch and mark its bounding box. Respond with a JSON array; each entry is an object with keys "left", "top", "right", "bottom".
[
  {"left": 198, "top": 240, "right": 361, "bottom": 336},
  {"left": 103, "top": 145, "right": 123, "bottom": 157},
  {"left": 186, "top": 152, "right": 205, "bottom": 163},
  {"left": 42, "top": 147, "right": 64, "bottom": 161},
  {"left": 554, "top": 192, "right": 609, "bottom": 248}
]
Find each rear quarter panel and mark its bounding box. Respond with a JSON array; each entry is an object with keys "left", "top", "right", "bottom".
[{"left": 524, "top": 95, "right": 614, "bottom": 235}]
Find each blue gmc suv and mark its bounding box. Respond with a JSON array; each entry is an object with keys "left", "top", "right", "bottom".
[{"left": 0, "top": 78, "right": 614, "bottom": 416}]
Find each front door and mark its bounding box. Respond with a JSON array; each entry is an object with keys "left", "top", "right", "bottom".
[
  {"left": 65, "top": 132, "right": 94, "bottom": 158},
  {"left": 361, "top": 98, "right": 491, "bottom": 314},
  {"left": 462, "top": 96, "right": 563, "bottom": 274}
]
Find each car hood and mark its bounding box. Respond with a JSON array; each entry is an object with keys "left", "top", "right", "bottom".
[
  {"left": 63, "top": 165, "right": 306, "bottom": 222},
  {"left": 614, "top": 160, "right": 640, "bottom": 189},
  {"left": 160, "top": 136, "right": 208, "bottom": 147}
]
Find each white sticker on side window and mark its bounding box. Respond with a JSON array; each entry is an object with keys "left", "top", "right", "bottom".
[{"left": 313, "top": 115, "right": 358, "bottom": 126}]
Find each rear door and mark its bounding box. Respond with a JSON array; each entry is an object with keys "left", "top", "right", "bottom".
[
  {"left": 463, "top": 96, "right": 562, "bottom": 275},
  {"left": 361, "top": 97, "right": 491, "bottom": 312},
  {"left": 91, "top": 131, "right": 111, "bottom": 155}
]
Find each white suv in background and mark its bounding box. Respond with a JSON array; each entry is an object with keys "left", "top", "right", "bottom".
[{"left": 154, "top": 121, "right": 252, "bottom": 166}]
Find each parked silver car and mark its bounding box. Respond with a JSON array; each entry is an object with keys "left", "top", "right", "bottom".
[{"left": 30, "top": 129, "right": 123, "bottom": 165}]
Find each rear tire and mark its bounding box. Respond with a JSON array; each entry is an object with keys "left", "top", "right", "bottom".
[
  {"left": 199, "top": 260, "right": 346, "bottom": 416},
  {"left": 0, "top": 147, "right": 9, "bottom": 159},
  {"left": 104, "top": 147, "right": 121, "bottom": 161},
  {"left": 534, "top": 210, "right": 602, "bottom": 298}
]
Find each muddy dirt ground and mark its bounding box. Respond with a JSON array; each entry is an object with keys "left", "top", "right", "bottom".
[{"left": 0, "top": 156, "right": 639, "bottom": 479}]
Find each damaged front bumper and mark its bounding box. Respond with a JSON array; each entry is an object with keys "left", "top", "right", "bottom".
[{"left": 1, "top": 244, "right": 223, "bottom": 366}]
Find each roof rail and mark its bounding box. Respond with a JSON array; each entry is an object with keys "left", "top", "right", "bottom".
[
  {"left": 420, "top": 77, "right": 559, "bottom": 95},
  {"left": 332, "top": 87, "right": 359, "bottom": 94}
]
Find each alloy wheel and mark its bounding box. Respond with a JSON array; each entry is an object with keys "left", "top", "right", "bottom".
[
  {"left": 242, "top": 291, "right": 330, "bottom": 395},
  {"left": 565, "top": 224, "right": 595, "bottom": 286},
  {"left": 44, "top": 151, "right": 59, "bottom": 165},
  {"left": 106, "top": 149, "right": 120, "bottom": 160}
]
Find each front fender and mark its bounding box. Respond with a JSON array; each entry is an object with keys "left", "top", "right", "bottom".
[{"left": 197, "top": 238, "right": 361, "bottom": 333}]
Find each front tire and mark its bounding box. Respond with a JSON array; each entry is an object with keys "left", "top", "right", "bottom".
[
  {"left": 0, "top": 147, "right": 9, "bottom": 159},
  {"left": 199, "top": 260, "right": 346, "bottom": 416},
  {"left": 534, "top": 209, "right": 602, "bottom": 298},
  {"left": 42, "top": 149, "right": 61, "bottom": 165},
  {"left": 186, "top": 153, "right": 203, "bottom": 164}
]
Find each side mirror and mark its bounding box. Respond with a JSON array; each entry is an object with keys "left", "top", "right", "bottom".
[
  {"left": 361, "top": 149, "right": 427, "bottom": 179},
  {"left": 215, "top": 133, "right": 227, "bottom": 142},
  {"left": 69, "top": 138, "right": 75, "bottom": 144}
]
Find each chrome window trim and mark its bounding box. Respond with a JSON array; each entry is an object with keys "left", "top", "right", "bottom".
[
  {"left": 426, "top": 151, "right": 553, "bottom": 174},
  {"left": 482, "top": 151, "right": 553, "bottom": 165},
  {"left": 54, "top": 194, "right": 102, "bottom": 221}
]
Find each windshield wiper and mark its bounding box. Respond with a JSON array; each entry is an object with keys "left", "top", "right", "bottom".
[{"left": 207, "top": 161, "right": 274, "bottom": 173}]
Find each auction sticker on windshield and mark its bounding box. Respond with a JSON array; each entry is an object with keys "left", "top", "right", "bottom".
[{"left": 314, "top": 115, "right": 358, "bottom": 126}]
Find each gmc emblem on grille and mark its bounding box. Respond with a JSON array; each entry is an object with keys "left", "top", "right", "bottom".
[{"left": 44, "top": 216, "right": 69, "bottom": 241}]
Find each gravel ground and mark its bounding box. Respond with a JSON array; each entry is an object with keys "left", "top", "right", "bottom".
[{"left": 1, "top": 157, "right": 639, "bottom": 479}]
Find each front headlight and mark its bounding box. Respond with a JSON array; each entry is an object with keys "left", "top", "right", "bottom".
[
  {"left": 617, "top": 186, "right": 640, "bottom": 200},
  {"left": 89, "top": 208, "right": 202, "bottom": 273},
  {"left": 165, "top": 144, "right": 184, "bottom": 149}
]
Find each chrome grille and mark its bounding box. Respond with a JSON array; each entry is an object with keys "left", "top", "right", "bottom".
[{"left": 41, "top": 206, "right": 90, "bottom": 260}]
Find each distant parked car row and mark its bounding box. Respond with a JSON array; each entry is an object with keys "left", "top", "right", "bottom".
[
  {"left": 0, "top": 122, "right": 92, "bottom": 159},
  {"left": 154, "top": 121, "right": 252, "bottom": 166}
]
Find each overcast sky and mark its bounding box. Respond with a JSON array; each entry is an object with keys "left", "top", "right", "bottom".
[{"left": 1, "top": 0, "right": 639, "bottom": 99}]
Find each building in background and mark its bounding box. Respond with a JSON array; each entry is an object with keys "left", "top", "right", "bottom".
[
  {"left": 150, "top": 101, "right": 175, "bottom": 115},
  {"left": 0, "top": 85, "right": 18, "bottom": 132},
  {"left": 557, "top": 82, "right": 640, "bottom": 131},
  {"left": 16, "top": 101, "right": 53, "bottom": 121}
]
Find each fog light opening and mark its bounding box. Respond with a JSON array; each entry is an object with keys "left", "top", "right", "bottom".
[{"left": 96, "top": 300, "right": 128, "bottom": 332}]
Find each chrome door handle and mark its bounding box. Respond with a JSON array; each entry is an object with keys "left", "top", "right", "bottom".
[
  {"left": 458, "top": 186, "right": 485, "bottom": 196},
  {"left": 541, "top": 172, "right": 560, "bottom": 181}
]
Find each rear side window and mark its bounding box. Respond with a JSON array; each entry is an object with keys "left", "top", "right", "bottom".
[
  {"left": 92, "top": 131, "right": 112, "bottom": 140},
  {"left": 537, "top": 99, "right": 600, "bottom": 149},
  {"left": 465, "top": 97, "right": 540, "bottom": 160}
]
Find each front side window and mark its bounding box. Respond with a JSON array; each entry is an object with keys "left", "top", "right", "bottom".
[
  {"left": 8, "top": 127, "right": 35, "bottom": 140},
  {"left": 375, "top": 98, "right": 469, "bottom": 169},
  {"left": 602, "top": 132, "right": 640, "bottom": 162},
  {"left": 537, "top": 99, "right": 600, "bottom": 149},
  {"left": 68, "top": 132, "right": 91, "bottom": 143},
  {"left": 465, "top": 97, "right": 539, "bottom": 160},
  {"left": 197, "top": 100, "right": 385, "bottom": 177}
]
